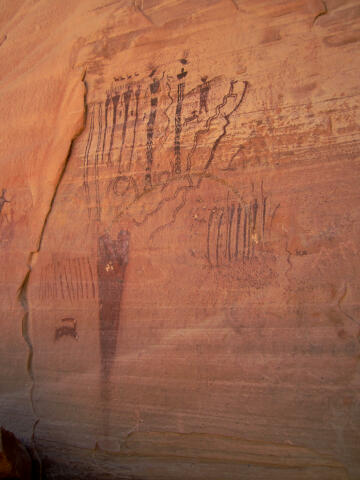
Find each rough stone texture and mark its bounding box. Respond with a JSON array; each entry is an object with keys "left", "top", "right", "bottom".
[{"left": 0, "top": 0, "right": 360, "bottom": 479}]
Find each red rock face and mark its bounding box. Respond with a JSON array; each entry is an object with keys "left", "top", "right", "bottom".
[{"left": 1, "top": 0, "right": 360, "bottom": 479}]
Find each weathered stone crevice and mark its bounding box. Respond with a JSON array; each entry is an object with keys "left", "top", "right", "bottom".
[{"left": 16, "top": 68, "right": 89, "bottom": 474}]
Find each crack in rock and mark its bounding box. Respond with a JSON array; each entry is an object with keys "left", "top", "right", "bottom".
[{"left": 16, "top": 68, "right": 88, "bottom": 475}]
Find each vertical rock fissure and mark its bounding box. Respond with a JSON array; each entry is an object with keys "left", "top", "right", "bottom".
[{"left": 16, "top": 69, "right": 88, "bottom": 474}]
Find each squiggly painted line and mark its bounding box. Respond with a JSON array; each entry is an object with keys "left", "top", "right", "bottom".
[
  {"left": 186, "top": 80, "right": 244, "bottom": 172},
  {"left": 162, "top": 79, "right": 173, "bottom": 146},
  {"left": 149, "top": 189, "right": 189, "bottom": 243},
  {"left": 132, "top": 178, "right": 193, "bottom": 228},
  {"left": 204, "top": 81, "right": 248, "bottom": 172}
]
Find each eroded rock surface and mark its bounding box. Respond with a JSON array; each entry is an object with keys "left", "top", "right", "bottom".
[{"left": 0, "top": 0, "right": 360, "bottom": 478}]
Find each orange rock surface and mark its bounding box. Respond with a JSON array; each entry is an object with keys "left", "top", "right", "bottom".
[{"left": 0, "top": 0, "right": 360, "bottom": 478}]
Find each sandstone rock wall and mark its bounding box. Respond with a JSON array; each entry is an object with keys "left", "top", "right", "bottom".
[{"left": 0, "top": 0, "right": 360, "bottom": 478}]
